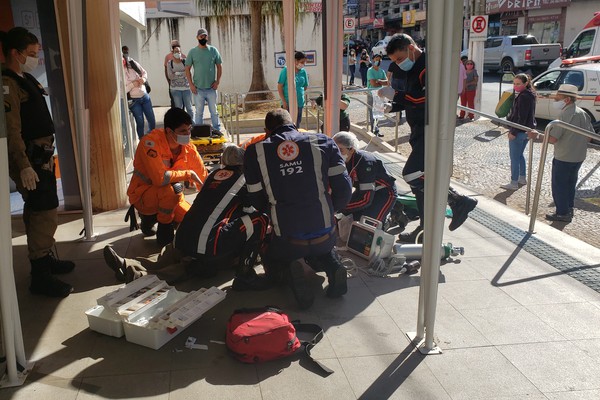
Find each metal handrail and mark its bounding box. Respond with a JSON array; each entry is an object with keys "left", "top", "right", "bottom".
[{"left": 457, "top": 105, "right": 600, "bottom": 234}]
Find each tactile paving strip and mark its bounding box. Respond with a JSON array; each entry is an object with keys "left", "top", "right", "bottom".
[{"left": 374, "top": 153, "right": 600, "bottom": 293}]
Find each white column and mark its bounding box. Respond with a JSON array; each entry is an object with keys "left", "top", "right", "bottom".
[
  {"left": 283, "top": 1, "right": 297, "bottom": 124},
  {"left": 324, "top": 0, "right": 343, "bottom": 135}
]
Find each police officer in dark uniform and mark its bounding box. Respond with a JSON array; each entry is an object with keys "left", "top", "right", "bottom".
[
  {"left": 333, "top": 131, "right": 397, "bottom": 223},
  {"left": 1, "top": 27, "right": 74, "bottom": 297},
  {"left": 244, "top": 109, "right": 352, "bottom": 309},
  {"left": 385, "top": 34, "right": 478, "bottom": 243},
  {"left": 103, "top": 145, "right": 270, "bottom": 289}
]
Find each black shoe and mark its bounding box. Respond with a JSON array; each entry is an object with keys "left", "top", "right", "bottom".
[
  {"left": 43, "top": 252, "right": 75, "bottom": 274},
  {"left": 398, "top": 225, "right": 423, "bottom": 243},
  {"left": 232, "top": 272, "right": 272, "bottom": 291},
  {"left": 545, "top": 213, "right": 572, "bottom": 222},
  {"left": 140, "top": 214, "right": 157, "bottom": 237},
  {"left": 326, "top": 266, "right": 347, "bottom": 298},
  {"left": 448, "top": 189, "right": 478, "bottom": 231},
  {"left": 156, "top": 222, "right": 175, "bottom": 248},
  {"left": 288, "top": 261, "right": 315, "bottom": 310},
  {"left": 103, "top": 245, "right": 127, "bottom": 282},
  {"left": 29, "top": 274, "right": 73, "bottom": 298}
]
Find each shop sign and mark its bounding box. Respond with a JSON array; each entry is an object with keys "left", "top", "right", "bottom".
[
  {"left": 373, "top": 18, "right": 384, "bottom": 28},
  {"left": 527, "top": 14, "right": 560, "bottom": 23},
  {"left": 301, "top": 1, "right": 322, "bottom": 13},
  {"left": 402, "top": 10, "right": 416, "bottom": 27},
  {"left": 274, "top": 50, "right": 317, "bottom": 68},
  {"left": 486, "top": 0, "right": 570, "bottom": 14}
]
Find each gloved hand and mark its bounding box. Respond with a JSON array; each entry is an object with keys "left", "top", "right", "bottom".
[
  {"left": 20, "top": 167, "right": 39, "bottom": 191},
  {"left": 189, "top": 170, "right": 204, "bottom": 187}
]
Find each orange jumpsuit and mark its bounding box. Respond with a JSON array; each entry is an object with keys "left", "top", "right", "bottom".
[{"left": 127, "top": 129, "right": 207, "bottom": 224}]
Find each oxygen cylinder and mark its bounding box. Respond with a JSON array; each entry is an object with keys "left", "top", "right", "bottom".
[{"left": 393, "top": 243, "right": 464, "bottom": 260}]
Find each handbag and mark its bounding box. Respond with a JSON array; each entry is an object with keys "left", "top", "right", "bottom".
[
  {"left": 226, "top": 306, "right": 333, "bottom": 375},
  {"left": 495, "top": 91, "right": 514, "bottom": 118}
]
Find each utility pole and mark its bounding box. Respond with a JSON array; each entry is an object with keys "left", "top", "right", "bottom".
[
  {"left": 469, "top": 0, "right": 485, "bottom": 117},
  {"left": 463, "top": 0, "right": 470, "bottom": 50}
]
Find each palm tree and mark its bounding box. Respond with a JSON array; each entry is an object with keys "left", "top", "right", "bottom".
[{"left": 201, "top": 0, "right": 318, "bottom": 104}]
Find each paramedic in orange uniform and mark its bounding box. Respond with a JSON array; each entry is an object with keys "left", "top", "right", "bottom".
[{"left": 127, "top": 107, "right": 208, "bottom": 246}]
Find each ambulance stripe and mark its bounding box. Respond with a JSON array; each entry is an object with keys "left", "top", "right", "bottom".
[
  {"left": 359, "top": 182, "right": 375, "bottom": 191},
  {"left": 196, "top": 174, "right": 246, "bottom": 254},
  {"left": 403, "top": 170, "right": 424, "bottom": 183},
  {"left": 308, "top": 135, "right": 332, "bottom": 228},
  {"left": 255, "top": 142, "right": 281, "bottom": 236}
]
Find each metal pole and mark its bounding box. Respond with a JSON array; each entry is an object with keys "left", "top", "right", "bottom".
[
  {"left": 394, "top": 111, "right": 399, "bottom": 152},
  {"left": 283, "top": 2, "right": 297, "bottom": 125},
  {"left": 324, "top": 0, "right": 343, "bottom": 136},
  {"left": 525, "top": 137, "right": 534, "bottom": 214},
  {"left": 235, "top": 93, "right": 240, "bottom": 144}
]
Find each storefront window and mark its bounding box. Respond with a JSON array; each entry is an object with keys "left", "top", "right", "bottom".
[
  {"left": 501, "top": 20, "right": 518, "bottom": 36},
  {"left": 528, "top": 21, "right": 560, "bottom": 43}
]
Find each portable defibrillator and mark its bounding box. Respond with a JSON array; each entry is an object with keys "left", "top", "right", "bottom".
[{"left": 346, "top": 216, "right": 395, "bottom": 260}]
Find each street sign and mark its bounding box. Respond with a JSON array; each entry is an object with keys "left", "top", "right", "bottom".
[
  {"left": 344, "top": 17, "right": 356, "bottom": 33},
  {"left": 470, "top": 15, "right": 488, "bottom": 41},
  {"left": 373, "top": 18, "right": 384, "bottom": 28}
]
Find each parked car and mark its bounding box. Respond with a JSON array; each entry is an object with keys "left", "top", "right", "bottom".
[
  {"left": 371, "top": 36, "right": 392, "bottom": 58},
  {"left": 530, "top": 56, "right": 600, "bottom": 123},
  {"left": 549, "top": 12, "right": 600, "bottom": 69},
  {"left": 463, "top": 35, "right": 561, "bottom": 73}
]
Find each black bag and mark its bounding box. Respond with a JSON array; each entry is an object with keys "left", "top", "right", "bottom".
[{"left": 128, "top": 60, "right": 151, "bottom": 94}]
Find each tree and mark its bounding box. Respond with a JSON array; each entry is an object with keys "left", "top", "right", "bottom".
[{"left": 201, "top": 1, "right": 317, "bottom": 105}]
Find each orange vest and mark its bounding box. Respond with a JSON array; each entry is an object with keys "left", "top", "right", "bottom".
[
  {"left": 239, "top": 133, "right": 266, "bottom": 149},
  {"left": 127, "top": 129, "right": 208, "bottom": 204}
]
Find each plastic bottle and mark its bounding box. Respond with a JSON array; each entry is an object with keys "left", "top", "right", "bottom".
[
  {"left": 393, "top": 243, "right": 464, "bottom": 260},
  {"left": 372, "top": 93, "right": 385, "bottom": 119}
]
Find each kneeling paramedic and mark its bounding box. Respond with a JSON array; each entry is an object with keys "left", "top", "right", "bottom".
[
  {"left": 333, "top": 131, "right": 397, "bottom": 223},
  {"left": 127, "top": 107, "right": 207, "bottom": 247},
  {"left": 244, "top": 109, "right": 353, "bottom": 309},
  {"left": 104, "top": 145, "right": 270, "bottom": 289}
]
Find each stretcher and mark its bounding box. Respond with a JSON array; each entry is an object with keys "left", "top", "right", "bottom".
[{"left": 190, "top": 124, "right": 230, "bottom": 163}]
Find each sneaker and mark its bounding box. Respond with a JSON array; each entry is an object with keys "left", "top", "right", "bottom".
[
  {"left": 545, "top": 213, "right": 572, "bottom": 222},
  {"left": 103, "top": 245, "right": 127, "bottom": 282},
  {"left": 288, "top": 261, "right": 315, "bottom": 310},
  {"left": 518, "top": 176, "right": 527, "bottom": 185},
  {"left": 398, "top": 225, "right": 423, "bottom": 243},
  {"left": 501, "top": 182, "right": 519, "bottom": 190}
]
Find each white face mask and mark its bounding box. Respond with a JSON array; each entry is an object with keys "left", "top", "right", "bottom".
[
  {"left": 173, "top": 53, "right": 181, "bottom": 59},
  {"left": 552, "top": 99, "right": 567, "bottom": 110},
  {"left": 19, "top": 52, "right": 38, "bottom": 73},
  {"left": 341, "top": 153, "right": 350, "bottom": 162},
  {"left": 175, "top": 134, "right": 190, "bottom": 145}
]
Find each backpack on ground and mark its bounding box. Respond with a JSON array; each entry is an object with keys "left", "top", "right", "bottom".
[{"left": 225, "top": 306, "right": 333, "bottom": 375}]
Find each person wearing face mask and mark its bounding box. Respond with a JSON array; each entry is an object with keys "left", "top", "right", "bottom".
[
  {"left": 385, "top": 33, "right": 478, "bottom": 243},
  {"left": 333, "top": 131, "right": 397, "bottom": 223},
  {"left": 277, "top": 51, "right": 310, "bottom": 127},
  {"left": 127, "top": 107, "right": 208, "bottom": 247},
  {"left": 1, "top": 27, "right": 75, "bottom": 298},
  {"left": 367, "top": 54, "right": 388, "bottom": 137},
  {"left": 105, "top": 145, "right": 271, "bottom": 290},
  {"left": 527, "top": 84, "right": 593, "bottom": 222},
  {"left": 166, "top": 46, "right": 193, "bottom": 118},
  {"left": 243, "top": 109, "right": 352, "bottom": 309},
  {"left": 348, "top": 49, "right": 357, "bottom": 86},
  {"left": 503, "top": 73, "right": 537, "bottom": 190},
  {"left": 123, "top": 45, "right": 156, "bottom": 139},
  {"left": 458, "top": 60, "right": 478, "bottom": 121},
  {"left": 359, "top": 49, "right": 370, "bottom": 87},
  {"left": 164, "top": 39, "right": 186, "bottom": 109},
  {"left": 185, "top": 28, "right": 222, "bottom": 132}
]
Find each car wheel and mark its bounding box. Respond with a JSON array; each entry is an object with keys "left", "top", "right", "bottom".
[{"left": 501, "top": 58, "right": 514, "bottom": 73}]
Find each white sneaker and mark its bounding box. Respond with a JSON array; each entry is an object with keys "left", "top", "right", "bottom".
[
  {"left": 518, "top": 176, "right": 527, "bottom": 185},
  {"left": 501, "top": 182, "right": 519, "bottom": 190}
]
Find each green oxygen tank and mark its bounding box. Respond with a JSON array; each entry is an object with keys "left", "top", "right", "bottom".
[{"left": 393, "top": 242, "right": 464, "bottom": 260}]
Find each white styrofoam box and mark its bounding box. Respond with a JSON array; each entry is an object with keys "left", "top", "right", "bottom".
[
  {"left": 123, "top": 287, "right": 226, "bottom": 350},
  {"left": 85, "top": 305, "right": 125, "bottom": 338}
]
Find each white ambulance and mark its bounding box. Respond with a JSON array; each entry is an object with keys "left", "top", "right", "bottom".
[{"left": 549, "top": 12, "right": 600, "bottom": 69}]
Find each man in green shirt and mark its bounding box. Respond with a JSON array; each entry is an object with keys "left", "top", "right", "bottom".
[
  {"left": 185, "top": 28, "right": 222, "bottom": 131},
  {"left": 367, "top": 54, "right": 388, "bottom": 136},
  {"left": 277, "top": 51, "right": 309, "bottom": 127}
]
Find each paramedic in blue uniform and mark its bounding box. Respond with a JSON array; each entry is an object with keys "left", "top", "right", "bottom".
[
  {"left": 244, "top": 109, "right": 352, "bottom": 309},
  {"left": 385, "top": 33, "right": 478, "bottom": 243},
  {"left": 103, "top": 145, "right": 270, "bottom": 290},
  {"left": 333, "top": 131, "right": 397, "bottom": 223}
]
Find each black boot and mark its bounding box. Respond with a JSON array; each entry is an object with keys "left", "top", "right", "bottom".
[
  {"left": 44, "top": 251, "right": 75, "bottom": 274},
  {"left": 156, "top": 222, "right": 175, "bottom": 247},
  {"left": 231, "top": 244, "right": 271, "bottom": 291},
  {"left": 288, "top": 260, "right": 315, "bottom": 310},
  {"left": 323, "top": 251, "right": 347, "bottom": 298},
  {"left": 103, "top": 245, "right": 127, "bottom": 282},
  {"left": 30, "top": 258, "right": 73, "bottom": 298},
  {"left": 140, "top": 214, "right": 157, "bottom": 237},
  {"left": 447, "top": 187, "right": 478, "bottom": 231},
  {"left": 398, "top": 225, "right": 423, "bottom": 243}
]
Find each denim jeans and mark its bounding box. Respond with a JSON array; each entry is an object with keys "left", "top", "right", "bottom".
[
  {"left": 193, "top": 88, "right": 220, "bottom": 131},
  {"left": 129, "top": 93, "right": 156, "bottom": 139},
  {"left": 296, "top": 107, "right": 303, "bottom": 128},
  {"left": 508, "top": 131, "right": 528, "bottom": 182},
  {"left": 349, "top": 64, "right": 356, "bottom": 85},
  {"left": 170, "top": 89, "right": 194, "bottom": 119},
  {"left": 551, "top": 158, "right": 582, "bottom": 215}
]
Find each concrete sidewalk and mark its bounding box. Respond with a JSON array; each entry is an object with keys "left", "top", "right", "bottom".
[{"left": 4, "top": 143, "right": 600, "bottom": 399}]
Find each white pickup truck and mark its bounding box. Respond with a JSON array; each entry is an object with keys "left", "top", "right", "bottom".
[{"left": 466, "top": 35, "right": 561, "bottom": 73}]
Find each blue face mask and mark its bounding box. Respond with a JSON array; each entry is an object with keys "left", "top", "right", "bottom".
[{"left": 396, "top": 49, "right": 414, "bottom": 71}]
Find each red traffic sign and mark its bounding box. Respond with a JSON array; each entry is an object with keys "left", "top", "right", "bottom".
[
  {"left": 470, "top": 15, "right": 489, "bottom": 41},
  {"left": 344, "top": 17, "right": 356, "bottom": 32}
]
